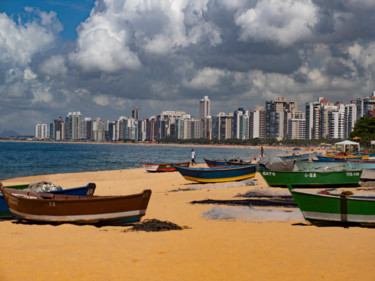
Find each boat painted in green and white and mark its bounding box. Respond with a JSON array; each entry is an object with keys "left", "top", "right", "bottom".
[
  {"left": 259, "top": 169, "right": 362, "bottom": 187},
  {"left": 295, "top": 161, "right": 350, "bottom": 171},
  {"left": 287, "top": 185, "right": 375, "bottom": 226}
]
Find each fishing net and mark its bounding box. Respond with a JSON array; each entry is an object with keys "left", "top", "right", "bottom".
[{"left": 26, "top": 181, "right": 62, "bottom": 192}]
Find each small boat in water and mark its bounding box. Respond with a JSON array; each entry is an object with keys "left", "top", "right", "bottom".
[
  {"left": 0, "top": 182, "right": 96, "bottom": 219},
  {"left": 287, "top": 184, "right": 375, "bottom": 227},
  {"left": 259, "top": 169, "right": 362, "bottom": 187},
  {"left": 141, "top": 161, "right": 190, "bottom": 172},
  {"left": 174, "top": 164, "right": 257, "bottom": 183},
  {"left": 0, "top": 185, "right": 151, "bottom": 225}
]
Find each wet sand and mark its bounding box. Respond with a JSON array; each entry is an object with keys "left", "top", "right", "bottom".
[{"left": 1, "top": 165, "right": 375, "bottom": 281}]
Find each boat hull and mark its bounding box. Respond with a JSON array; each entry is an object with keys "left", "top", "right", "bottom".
[
  {"left": 174, "top": 165, "right": 257, "bottom": 183},
  {"left": 315, "top": 155, "right": 347, "bottom": 162},
  {"left": 0, "top": 183, "right": 96, "bottom": 219},
  {"left": 141, "top": 162, "right": 190, "bottom": 172},
  {"left": 287, "top": 185, "right": 375, "bottom": 226},
  {"left": 203, "top": 158, "right": 251, "bottom": 167},
  {"left": 259, "top": 169, "right": 362, "bottom": 187},
  {"left": 1, "top": 187, "right": 151, "bottom": 225},
  {"left": 347, "top": 159, "right": 375, "bottom": 169},
  {"left": 295, "top": 161, "right": 350, "bottom": 170},
  {"left": 204, "top": 158, "right": 230, "bottom": 167},
  {"left": 325, "top": 154, "right": 368, "bottom": 160}
]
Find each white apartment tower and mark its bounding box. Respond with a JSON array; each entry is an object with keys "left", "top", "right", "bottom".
[
  {"left": 199, "top": 96, "right": 210, "bottom": 119},
  {"left": 35, "top": 124, "right": 48, "bottom": 139}
]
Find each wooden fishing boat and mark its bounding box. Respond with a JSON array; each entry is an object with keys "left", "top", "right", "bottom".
[
  {"left": 204, "top": 158, "right": 251, "bottom": 167},
  {"left": 325, "top": 153, "right": 368, "bottom": 160},
  {"left": 279, "top": 152, "right": 316, "bottom": 161},
  {"left": 141, "top": 161, "right": 190, "bottom": 172},
  {"left": 0, "top": 183, "right": 96, "bottom": 219},
  {"left": 295, "top": 161, "right": 350, "bottom": 171},
  {"left": 314, "top": 155, "right": 347, "bottom": 162},
  {"left": 354, "top": 152, "right": 375, "bottom": 158},
  {"left": 287, "top": 184, "right": 375, "bottom": 226},
  {"left": 174, "top": 164, "right": 257, "bottom": 183},
  {"left": 204, "top": 158, "right": 230, "bottom": 167},
  {"left": 347, "top": 159, "right": 375, "bottom": 169},
  {"left": 0, "top": 185, "right": 151, "bottom": 225},
  {"left": 259, "top": 169, "right": 362, "bottom": 187}
]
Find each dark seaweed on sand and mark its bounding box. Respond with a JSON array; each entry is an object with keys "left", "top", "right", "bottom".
[{"left": 125, "top": 219, "right": 189, "bottom": 232}]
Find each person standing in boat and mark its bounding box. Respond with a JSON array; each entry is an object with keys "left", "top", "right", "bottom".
[
  {"left": 191, "top": 149, "right": 196, "bottom": 166},
  {"left": 260, "top": 146, "right": 264, "bottom": 159}
]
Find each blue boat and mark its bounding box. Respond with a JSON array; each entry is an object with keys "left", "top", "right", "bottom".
[
  {"left": 204, "top": 158, "right": 252, "bottom": 167},
  {"left": 0, "top": 183, "right": 96, "bottom": 218},
  {"left": 314, "top": 155, "right": 347, "bottom": 162},
  {"left": 279, "top": 152, "right": 316, "bottom": 161},
  {"left": 173, "top": 164, "right": 257, "bottom": 183},
  {"left": 204, "top": 158, "right": 231, "bottom": 167},
  {"left": 354, "top": 152, "right": 375, "bottom": 158}
]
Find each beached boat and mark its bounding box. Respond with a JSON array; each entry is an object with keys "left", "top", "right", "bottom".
[
  {"left": 141, "top": 161, "right": 190, "bottom": 172},
  {"left": 0, "top": 185, "right": 151, "bottom": 224},
  {"left": 173, "top": 164, "right": 257, "bottom": 183},
  {"left": 259, "top": 169, "right": 362, "bottom": 187},
  {"left": 325, "top": 153, "right": 368, "bottom": 160},
  {"left": 295, "top": 161, "right": 350, "bottom": 171},
  {"left": 354, "top": 152, "right": 375, "bottom": 158},
  {"left": 204, "top": 158, "right": 252, "bottom": 167},
  {"left": 314, "top": 155, "right": 347, "bottom": 162},
  {"left": 287, "top": 184, "right": 375, "bottom": 226},
  {"left": 347, "top": 159, "right": 375, "bottom": 169},
  {"left": 279, "top": 152, "right": 316, "bottom": 161},
  {"left": 0, "top": 183, "right": 96, "bottom": 219}
]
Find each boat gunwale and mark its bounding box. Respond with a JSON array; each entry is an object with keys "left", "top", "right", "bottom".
[{"left": 174, "top": 164, "right": 257, "bottom": 172}]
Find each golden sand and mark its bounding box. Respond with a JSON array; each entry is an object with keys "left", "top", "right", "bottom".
[{"left": 1, "top": 164, "right": 375, "bottom": 281}]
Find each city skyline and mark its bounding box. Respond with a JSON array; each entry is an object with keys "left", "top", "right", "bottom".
[
  {"left": 34, "top": 92, "right": 374, "bottom": 142},
  {"left": 2, "top": 1, "right": 375, "bottom": 135}
]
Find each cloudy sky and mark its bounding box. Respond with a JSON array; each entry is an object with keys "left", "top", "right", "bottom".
[{"left": 1, "top": 0, "right": 375, "bottom": 135}]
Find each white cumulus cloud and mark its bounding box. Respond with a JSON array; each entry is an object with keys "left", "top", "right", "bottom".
[{"left": 235, "top": 0, "right": 318, "bottom": 47}]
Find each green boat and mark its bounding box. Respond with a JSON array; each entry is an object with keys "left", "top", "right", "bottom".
[
  {"left": 259, "top": 169, "right": 362, "bottom": 187},
  {"left": 287, "top": 185, "right": 375, "bottom": 227},
  {"left": 294, "top": 161, "right": 350, "bottom": 171}
]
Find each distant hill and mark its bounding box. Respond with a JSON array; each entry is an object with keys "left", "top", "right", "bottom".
[{"left": 0, "top": 130, "right": 20, "bottom": 137}]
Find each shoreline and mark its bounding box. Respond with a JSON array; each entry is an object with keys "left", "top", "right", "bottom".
[{"left": 0, "top": 139, "right": 314, "bottom": 152}]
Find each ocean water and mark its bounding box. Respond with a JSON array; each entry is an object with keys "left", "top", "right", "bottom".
[{"left": 0, "top": 142, "right": 286, "bottom": 180}]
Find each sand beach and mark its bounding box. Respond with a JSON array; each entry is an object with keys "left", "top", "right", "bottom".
[{"left": 1, "top": 163, "right": 375, "bottom": 281}]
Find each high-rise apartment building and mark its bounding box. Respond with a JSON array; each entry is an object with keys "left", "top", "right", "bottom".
[
  {"left": 35, "top": 123, "right": 48, "bottom": 139},
  {"left": 305, "top": 97, "right": 327, "bottom": 140},
  {"left": 233, "top": 108, "right": 249, "bottom": 140},
  {"left": 357, "top": 91, "right": 375, "bottom": 119},
  {"left": 344, "top": 102, "right": 357, "bottom": 139},
  {"left": 132, "top": 107, "right": 140, "bottom": 120},
  {"left": 328, "top": 104, "right": 345, "bottom": 139},
  {"left": 65, "top": 112, "right": 82, "bottom": 140},
  {"left": 50, "top": 117, "right": 65, "bottom": 140},
  {"left": 199, "top": 96, "right": 210, "bottom": 119},
  {"left": 250, "top": 106, "right": 266, "bottom": 139},
  {"left": 266, "top": 97, "right": 297, "bottom": 140}
]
